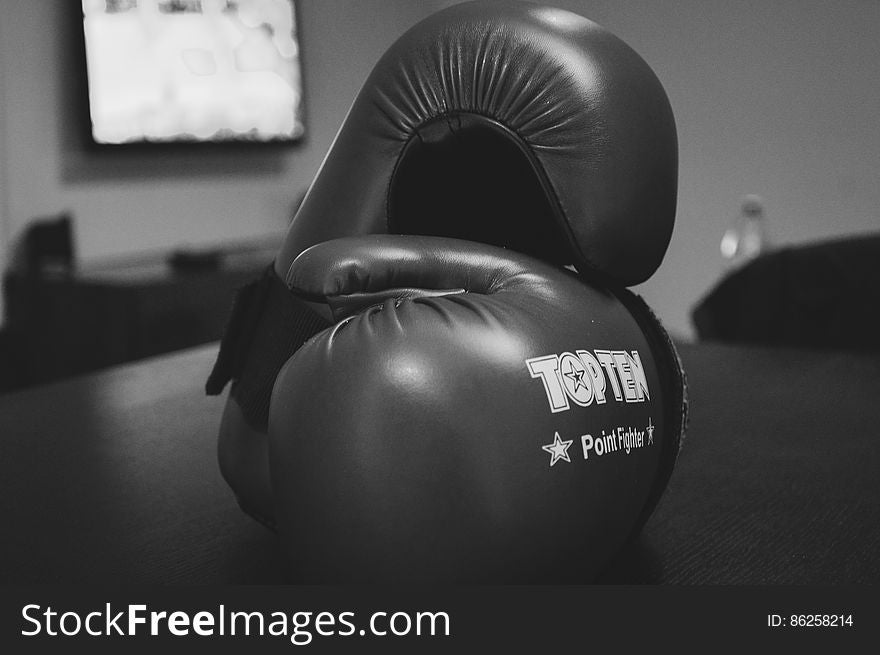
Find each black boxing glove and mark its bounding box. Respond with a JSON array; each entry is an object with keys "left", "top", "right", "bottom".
[
  {"left": 280, "top": 1, "right": 677, "bottom": 283},
  {"left": 267, "top": 235, "right": 686, "bottom": 583}
]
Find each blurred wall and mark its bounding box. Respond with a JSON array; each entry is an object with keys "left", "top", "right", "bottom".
[
  {"left": 0, "top": 24, "right": 9, "bottom": 322},
  {"left": 432, "top": 0, "right": 880, "bottom": 339},
  {"left": 0, "top": 0, "right": 440, "bottom": 323}
]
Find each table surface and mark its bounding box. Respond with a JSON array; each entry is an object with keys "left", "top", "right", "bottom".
[{"left": 1, "top": 341, "right": 877, "bottom": 585}]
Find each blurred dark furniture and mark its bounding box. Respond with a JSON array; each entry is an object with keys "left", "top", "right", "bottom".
[
  {"left": 18, "top": 213, "right": 76, "bottom": 276},
  {"left": 0, "top": 340, "right": 877, "bottom": 584},
  {"left": 692, "top": 233, "right": 880, "bottom": 349},
  {"left": 2, "top": 243, "right": 274, "bottom": 391}
]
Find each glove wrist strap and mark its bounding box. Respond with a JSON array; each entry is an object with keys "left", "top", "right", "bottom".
[{"left": 206, "top": 264, "right": 332, "bottom": 432}]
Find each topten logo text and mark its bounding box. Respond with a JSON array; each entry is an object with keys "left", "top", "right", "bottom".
[{"left": 526, "top": 349, "right": 649, "bottom": 413}]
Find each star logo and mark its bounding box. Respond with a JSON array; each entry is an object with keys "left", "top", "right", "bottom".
[
  {"left": 646, "top": 417, "right": 655, "bottom": 445},
  {"left": 563, "top": 362, "right": 588, "bottom": 393},
  {"left": 541, "top": 432, "right": 573, "bottom": 467}
]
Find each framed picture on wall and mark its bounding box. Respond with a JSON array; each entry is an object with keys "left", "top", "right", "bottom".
[{"left": 81, "top": 0, "right": 305, "bottom": 145}]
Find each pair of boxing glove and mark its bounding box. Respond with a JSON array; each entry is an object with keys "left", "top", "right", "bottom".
[{"left": 207, "top": 0, "right": 687, "bottom": 583}]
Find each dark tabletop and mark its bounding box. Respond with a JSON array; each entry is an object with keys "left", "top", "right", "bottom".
[{"left": 1, "top": 342, "right": 877, "bottom": 584}]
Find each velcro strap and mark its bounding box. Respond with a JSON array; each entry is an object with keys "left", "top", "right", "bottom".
[
  {"left": 206, "top": 263, "right": 332, "bottom": 431},
  {"left": 611, "top": 284, "right": 688, "bottom": 540}
]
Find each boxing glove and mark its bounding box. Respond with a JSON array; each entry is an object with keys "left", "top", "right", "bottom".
[
  {"left": 207, "top": 0, "right": 679, "bottom": 532},
  {"left": 268, "top": 235, "right": 686, "bottom": 583}
]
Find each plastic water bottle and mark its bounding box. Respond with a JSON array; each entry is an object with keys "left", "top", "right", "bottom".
[{"left": 720, "top": 195, "right": 767, "bottom": 270}]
